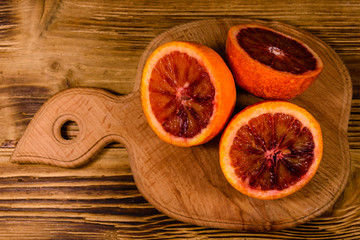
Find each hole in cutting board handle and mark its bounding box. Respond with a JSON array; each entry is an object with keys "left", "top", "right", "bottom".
[
  {"left": 53, "top": 114, "right": 83, "bottom": 145},
  {"left": 60, "top": 120, "right": 79, "bottom": 140}
]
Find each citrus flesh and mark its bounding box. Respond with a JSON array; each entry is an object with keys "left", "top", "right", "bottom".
[
  {"left": 237, "top": 27, "right": 317, "bottom": 74},
  {"left": 149, "top": 51, "right": 215, "bottom": 138},
  {"left": 142, "top": 41, "right": 236, "bottom": 147},
  {"left": 226, "top": 24, "right": 323, "bottom": 100},
  {"left": 220, "top": 101, "right": 323, "bottom": 200}
]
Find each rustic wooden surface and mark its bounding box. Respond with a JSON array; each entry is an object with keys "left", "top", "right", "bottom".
[
  {"left": 0, "top": 0, "right": 359, "bottom": 239},
  {"left": 9, "top": 18, "right": 352, "bottom": 232}
]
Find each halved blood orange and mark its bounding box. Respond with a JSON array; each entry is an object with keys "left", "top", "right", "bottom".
[
  {"left": 226, "top": 24, "right": 323, "bottom": 100},
  {"left": 141, "top": 41, "right": 236, "bottom": 147},
  {"left": 220, "top": 101, "right": 323, "bottom": 200}
]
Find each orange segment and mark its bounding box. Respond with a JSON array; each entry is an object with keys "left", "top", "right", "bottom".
[
  {"left": 220, "top": 101, "right": 323, "bottom": 200},
  {"left": 226, "top": 24, "right": 323, "bottom": 100},
  {"left": 142, "top": 41, "right": 236, "bottom": 147}
]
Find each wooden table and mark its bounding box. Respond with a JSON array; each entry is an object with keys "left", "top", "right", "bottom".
[{"left": 0, "top": 0, "right": 359, "bottom": 239}]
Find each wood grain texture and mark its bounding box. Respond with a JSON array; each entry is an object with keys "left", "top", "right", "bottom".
[
  {"left": 0, "top": 0, "right": 359, "bottom": 239},
  {"left": 9, "top": 18, "right": 352, "bottom": 231}
]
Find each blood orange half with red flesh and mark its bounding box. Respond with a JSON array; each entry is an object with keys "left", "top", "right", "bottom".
[
  {"left": 141, "top": 41, "right": 236, "bottom": 147},
  {"left": 226, "top": 24, "right": 323, "bottom": 100},
  {"left": 220, "top": 101, "right": 323, "bottom": 200}
]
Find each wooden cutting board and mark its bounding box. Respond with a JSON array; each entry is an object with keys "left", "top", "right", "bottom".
[{"left": 10, "top": 19, "right": 352, "bottom": 231}]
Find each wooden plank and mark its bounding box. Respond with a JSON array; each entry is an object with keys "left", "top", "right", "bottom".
[{"left": 0, "top": 148, "right": 358, "bottom": 238}]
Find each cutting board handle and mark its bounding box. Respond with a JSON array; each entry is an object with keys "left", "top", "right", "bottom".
[{"left": 10, "top": 87, "right": 140, "bottom": 168}]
